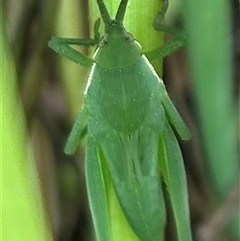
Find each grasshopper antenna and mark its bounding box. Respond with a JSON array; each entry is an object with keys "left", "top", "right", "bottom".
[
  {"left": 96, "top": 0, "right": 112, "bottom": 27},
  {"left": 115, "top": 0, "right": 129, "bottom": 24}
]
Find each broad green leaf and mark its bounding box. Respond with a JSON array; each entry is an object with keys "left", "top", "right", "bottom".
[{"left": 1, "top": 18, "right": 53, "bottom": 241}]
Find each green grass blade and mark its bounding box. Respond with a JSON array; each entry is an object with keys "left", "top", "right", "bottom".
[
  {"left": 183, "top": 0, "right": 238, "bottom": 200},
  {"left": 183, "top": 0, "right": 239, "bottom": 238},
  {"left": 1, "top": 19, "right": 53, "bottom": 241},
  {"left": 159, "top": 123, "right": 192, "bottom": 241},
  {"left": 107, "top": 182, "right": 141, "bottom": 241}
]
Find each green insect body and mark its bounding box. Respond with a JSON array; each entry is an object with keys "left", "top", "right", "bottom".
[{"left": 49, "top": 0, "right": 192, "bottom": 241}]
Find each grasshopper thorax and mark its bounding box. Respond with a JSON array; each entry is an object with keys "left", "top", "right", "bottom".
[{"left": 94, "top": 21, "right": 142, "bottom": 69}]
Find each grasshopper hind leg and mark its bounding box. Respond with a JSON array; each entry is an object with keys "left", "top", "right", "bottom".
[{"left": 85, "top": 136, "right": 111, "bottom": 241}]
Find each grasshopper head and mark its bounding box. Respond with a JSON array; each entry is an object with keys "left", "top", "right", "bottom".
[{"left": 94, "top": 22, "right": 142, "bottom": 69}]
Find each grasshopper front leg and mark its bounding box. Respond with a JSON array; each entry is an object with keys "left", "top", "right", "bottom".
[
  {"left": 48, "top": 37, "right": 95, "bottom": 68},
  {"left": 144, "top": 0, "right": 187, "bottom": 60},
  {"left": 48, "top": 19, "right": 101, "bottom": 68}
]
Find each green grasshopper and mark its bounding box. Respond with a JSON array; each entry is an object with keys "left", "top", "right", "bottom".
[{"left": 49, "top": 0, "right": 192, "bottom": 240}]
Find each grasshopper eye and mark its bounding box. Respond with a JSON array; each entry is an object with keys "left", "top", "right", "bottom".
[
  {"left": 103, "top": 39, "right": 108, "bottom": 45},
  {"left": 100, "top": 36, "right": 108, "bottom": 47},
  {"left": 125, "top": 33, "right": 133, "bottom": 42}
]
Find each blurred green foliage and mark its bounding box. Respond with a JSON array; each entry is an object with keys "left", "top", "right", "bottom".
[{"left": 1, "top": 18, "right": 53, "bottom": 241}]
